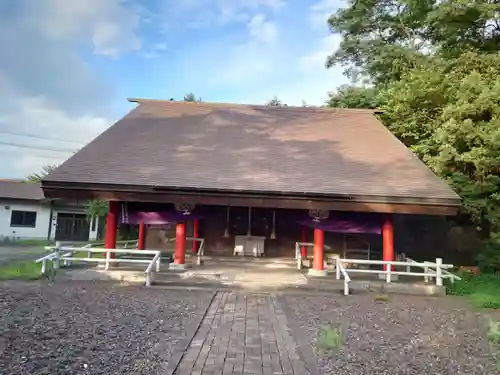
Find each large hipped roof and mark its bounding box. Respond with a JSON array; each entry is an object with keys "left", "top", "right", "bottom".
[{"left": 43, "top": 99, "right": 460, "bottom": 206}]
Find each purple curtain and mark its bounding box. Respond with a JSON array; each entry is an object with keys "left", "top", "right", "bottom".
[
  {"left": 297, "top": 213, "right": 382, "bottom": 234},
  {"left": 119, "top": 210, "right": 203, "bottom": 225}
]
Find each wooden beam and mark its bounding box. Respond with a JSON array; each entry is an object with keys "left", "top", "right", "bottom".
[{"left": 43, "top": 188, "right": 458, "bottom": 216}]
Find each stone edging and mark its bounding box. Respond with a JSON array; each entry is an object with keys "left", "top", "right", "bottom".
[
  {"left": 162, "top": 290, "right": 218, "bottom": 375},
  {"left": 276, "top": 294, "right": 321, "bottom": 375}
]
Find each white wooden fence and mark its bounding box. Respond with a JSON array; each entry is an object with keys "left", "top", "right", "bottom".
[
  {"left": 35, "top": 238, "right": 206, "bottom": 287},
  {"left": 35, "top": 240, "right": 163, "bottom": 287},
  {"left": 334, "top": 258, "right": 460, "bottom": 295},
  {"left": 294, "top": 241, "right": 460, "bottom": 296}
]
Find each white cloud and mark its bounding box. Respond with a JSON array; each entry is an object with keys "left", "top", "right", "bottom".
[
  {"left": 202, "top": 15, "right": 281, "bottom": 86},
  {"left": 0, "top": 0, "right": 133, "bottom": 178},
  {"left": 0, "top": 95, "right": 111, "bottom": 178},
  {"left": 247, "top": 14, "right": 278, "bottom": 44},
  {"left": 299, "top": 34, "right": 341, "bottom": 72},
  {"left": 309, "top": 0, "right": 343, "bottom": 30},
  {"left": 159, "top": 0, "right": 285, "bottom": 29},
  {"left": 223, "top": 34, "right": 346, "bottom": 106},
  {"left": 29, "top": 0, "right": 142, "bottom": 57}
]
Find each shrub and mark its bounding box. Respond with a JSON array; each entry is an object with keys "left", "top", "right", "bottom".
[
  {"left": 477, "top": 233, "right": 500, "bottom": 273},
  {"left": 446, "top": 271, "right": 500, "bottom": 309},
  {"left": 317, "top": 325, "right": 343, "bottom": 351},
  {"left": 374, "top": 294, "right": 390, "bottom": 302}
]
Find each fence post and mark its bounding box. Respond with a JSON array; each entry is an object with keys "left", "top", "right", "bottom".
[
  {"left": 436, "top": 258, "right": 443, "bottom": 286},
  {"left": 344, "top": 280, "right": 349, "bottom": 296},
  {"left": 386, "top": 262, "right": 391, "bottom": 283},
  {"left": 41, "top": 259, "right": 46, "bottom": 275},
  {"left": 156, "top": 256, "right": 161, "bottom": 272},
  {"left": 54, "top": 242, "right": 61, "bottom": 269},
  {"left": 336, "top": 257, "right": 340, "bottom": 280},
  {"left": 105, "top": 251, "right": 111, "bottom": 270}
]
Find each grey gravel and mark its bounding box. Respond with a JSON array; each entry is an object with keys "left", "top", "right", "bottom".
[
  {"left": 0, "top": 280, "right": 213, "bottom": 375},
  {"left": 283, "top": 293, "right": 498, "bottom": 375}
]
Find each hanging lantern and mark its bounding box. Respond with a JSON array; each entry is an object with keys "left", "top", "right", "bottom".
[
  {"left": 223, "top": 206, "right": 230, "bottom": 238},
  {"left": 270, "top": 210, "right": 276, "bottom": 240},
  {"left": 308, "top": 209, "right": 329, "bottom": 222},
  {"left": 174, "top": 202, "right": 195, "bottom": 215},
  {"left": 247, "top": 206, "right": 252, "bottom": 236}
]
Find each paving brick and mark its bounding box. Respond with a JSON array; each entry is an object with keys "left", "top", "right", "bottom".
[{"left": 172, "top": 292, "right": 310, "bottom": 375}]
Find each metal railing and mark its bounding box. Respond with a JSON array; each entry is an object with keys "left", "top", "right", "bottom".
[{"left": 335, "top": 257, "right": 458, "bottom": 295}]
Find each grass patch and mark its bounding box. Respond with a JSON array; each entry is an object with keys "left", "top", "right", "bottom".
[
  {"left": 317, "top": 325, "right": 343, "bottom": 351},
  {"left": 487, "top": 320, "right": 500, "bottom": 345},
  {"left": 4, "top": 239, "right": 55, "bottom": 246},
  {"left": 487, "top": 320, "right": 500, "bottom": 371},
  {"left": 446, "top": 271, "right": 500, "bottom": 309},
  {"left": 0, "top": 260, "right": 50, "bottom": 280},
  {"left": 374, "top": 294, "right": 390, "bottom": 302}
]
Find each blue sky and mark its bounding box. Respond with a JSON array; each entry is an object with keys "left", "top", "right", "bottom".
[{"left": 0, "top": 0, "right": 347, "bottom": 179}]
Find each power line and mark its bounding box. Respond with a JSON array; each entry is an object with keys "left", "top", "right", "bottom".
[
  {"left": 0, "top": 150, "right": 66, "bottom": 159},
  {"left": 0, "top": 141, "right": 77, "bottom": 153},
  {"left": 0, "top": 130, "right": 85, "bottom": 144}
]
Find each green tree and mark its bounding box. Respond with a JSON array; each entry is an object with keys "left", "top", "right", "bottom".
[
  {"left": 84, "top": 200, "right": 108, "bottom": 219},
  {"left": 327, "top": 85, "right": 382, "bottom": 109},
  {"left": 26, "top": 164, "right": 58, "bottom": 182},
  {"left": 184, "top": 92, "right": 202, "bottom": 102},
  {"left": 326, "top": 0, "right": 500, "bottom": 84},
  {"left": 380, "top": 51, "right": 500, "bottom": 231},
  {"left": 28, "top": 165, "right": 108, "bottom": 221},
  {"left": 326, "top": 0, "right": 434, "bottom": 84},
  {"left": 266, "top": 96, "right": 284, "bottom": 107},
  {"left": 325, "top": 0, "right": 500, "bottom": 269}
]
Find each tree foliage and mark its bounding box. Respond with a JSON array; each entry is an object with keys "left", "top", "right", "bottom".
[
  {"left": 325, "top": 0, "right": 500, "bottom": 261},
  {"left": 266, "top": 96, "right": 284, "bottom": 107},
  {"left": 380, "top": 52, "right": 500, "bottom": 230},
  {"left": 184, "top": 92, "right": 201, "bottom": 102},
  {"left": 327, "top": 0, "right": 500, "bottom": 84},
  {"left": 327, "top": 85, "right": 381, "bottom": 109},
  {"left": 26, "top": 164, "right": 58, "bottom": 182},
  {"left": 84, "top": 200, "right": 108, "bottom": 219},
  {"left": 28, "top": 165, "right": 108, "bottom": 220}
]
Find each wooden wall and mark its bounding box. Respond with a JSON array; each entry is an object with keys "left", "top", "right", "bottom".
[{"left": 141, "top": 204, "right": 468, "bottom": 264}]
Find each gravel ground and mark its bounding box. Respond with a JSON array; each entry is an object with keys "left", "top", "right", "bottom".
[
  {"left": 0, "top": 280, "right": 213, "bottom": 375},
  {"left": 283, "top": 293, "right": 499, "bottom": 375}
]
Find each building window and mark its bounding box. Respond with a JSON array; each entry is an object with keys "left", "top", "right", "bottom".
[{"left": 10, "top": 210, "right": 37, "bottom": 227}]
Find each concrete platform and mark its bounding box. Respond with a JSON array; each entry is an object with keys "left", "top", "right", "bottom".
[{"left": 56, "top": 257, "right": 446, "bottom": 296}]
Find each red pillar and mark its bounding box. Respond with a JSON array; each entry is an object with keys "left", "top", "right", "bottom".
[
  {"left": 138, "top": 221, "right": 146, "bottom": 250},
  {"left": 313, "top": 228, "right": 324, "bottom": 271},
  {"left": 382, "top": 215, "right": 394, "bottom": 271},
  {"left": 192, "top": 219, "right": 199, "bottom": 254},
  {"left": 174, "top": 222, "right": 186, "bottom": 265},
  {"left": 105, "top": 201, "right": 118, "bottom": 258},
  {"left": 300, "top": 226, "right": 307, "bottom": 257}
]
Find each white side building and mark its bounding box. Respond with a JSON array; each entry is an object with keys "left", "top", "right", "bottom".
[{"left": 0, "top": 180, "right": 99, "bottom": 242}]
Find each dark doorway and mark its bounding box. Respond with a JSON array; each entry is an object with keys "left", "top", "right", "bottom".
[{"left": 55, "top": 213, "right": 90, "bottom": 241}]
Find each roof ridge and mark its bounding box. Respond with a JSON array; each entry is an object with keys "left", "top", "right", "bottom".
[
  {"left": 0, "top": 178, "right": 37, "bottom": 184},
  {"left": 127, "top": 97, "right": 383, "bottom": 114}
]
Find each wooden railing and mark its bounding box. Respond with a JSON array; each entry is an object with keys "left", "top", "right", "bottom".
[{"left": 335, "top": 257, "right": 459, "bottom": 295}]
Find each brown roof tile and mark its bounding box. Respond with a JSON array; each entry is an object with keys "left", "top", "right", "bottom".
[
  {"left": 43, "top": 99, "right": 460, "bottom": 204},
  {"left": 0, "top": 180, "right": 45, "bottom": 200}
]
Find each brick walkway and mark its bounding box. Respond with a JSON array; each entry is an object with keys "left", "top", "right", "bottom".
[{"left": 173, "top": 292, "right": 311, "bottom": 375}]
